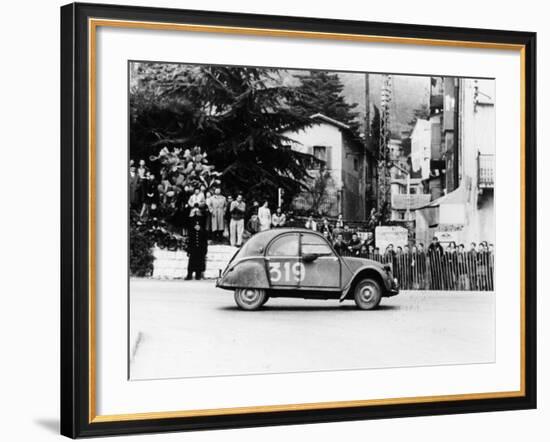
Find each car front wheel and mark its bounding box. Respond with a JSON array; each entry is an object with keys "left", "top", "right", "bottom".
[
  {"left": 234, "top": 288, "right": 267, "bottom": 310},
  {"left": 353, "top": 278, "right": 382, "bottom": 310}
]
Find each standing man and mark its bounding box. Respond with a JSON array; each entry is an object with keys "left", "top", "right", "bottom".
[
  {"left": 185, "top": 205, "right": 208, "bottom": 280},
  {"left": 247, "top": 201, "right": 260, "bottom": 224},
  {"left": 137, "top": 159, "right": 148, "bottom": 179},
  {"left": 258, "top": 201, "right": 271, "bottom": 231},
  {"left": 129, "top": 165, "right": 140, "bottom": 210},
  {"left": 224, "top": 195, "right": 233, "bottom": 238},
  {"left": 229, "top": 194, "right": 246, "bottom": 247},
  {"left": 332, "top": 233, "right": 347, "bottom": 256},
  {"left": 247, "top": 212, "right": 261, "bottom": 235},
  {"left": 304, "top": 215, "right": 317, "bottom": 231},
  {"left": 271, "top": 207, "right": 286, "bottom": 228},
  {"left": 139, "top": 172, "right": 158, "bottom": 218},
  {"left": 342, "top": 225, "right": 353, "bottom": 243},
  {"left": 428, "top": 236, "right": 444, "bottom": 289},
  {"left": 335, "top": 213, "right": 344, "bottom": 229},
  {"left": 428, "top": 236, "right": 444, "bottom": 255},
  {"left": 209, "top": 188, "right": 227, "bottom": 241},
  {"left": 188, "top": 187, "right": 205, "bottom": 207},
  {"left": 319, "top": 218, "right": 332, "bottom": 240},
  {"left": 347, "top": 232, "right": 363, "bottom": 256}
]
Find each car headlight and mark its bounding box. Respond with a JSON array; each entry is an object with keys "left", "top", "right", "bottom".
[{"left": 383, "top": 263, "right": 392, "bottom": 273}]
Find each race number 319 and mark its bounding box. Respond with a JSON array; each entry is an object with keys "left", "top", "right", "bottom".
[{"left": 269, "top": 262, "right": 305, "bottom": 282}]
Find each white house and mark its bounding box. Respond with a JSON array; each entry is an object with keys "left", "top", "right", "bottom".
[
  {"left": 283, "top": 114, "right": 367, "bottom": 220},
  {"left": 410, "top": 119, "right": 431, "bottom": 180}
]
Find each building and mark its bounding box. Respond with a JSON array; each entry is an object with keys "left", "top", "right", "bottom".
[
  {"left": 390, "top": 177, "right": 431, "bottom": 222},
  {"left": 387, "top": 136, "right": 430, "bottom": 223},
  {"left": 410, "top": 119, "right": 431, "bottom": 180},
  {"left": 415, "top": 79, "right": 495, "bottom": 246},
  {"left": 283, "top": 114, "right": 369, "bottom": 220}
]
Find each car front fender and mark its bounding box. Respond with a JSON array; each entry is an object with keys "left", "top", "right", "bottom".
[{"left": 340, "top": 266, "right": 393, "bottom": 301}]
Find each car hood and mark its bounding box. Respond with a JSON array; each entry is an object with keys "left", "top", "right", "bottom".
[{"left": 341, "top": 256, "right": 386, "bottom": 273}]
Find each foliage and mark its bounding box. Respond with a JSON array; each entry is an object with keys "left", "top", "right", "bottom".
[
  {"left": 301, "top": 169, "right": 332, "bottom": 216},
  {"left": 129, "top": 212, "right": 155, "bottom": 277},
  {"left": 369, "top": 105, "right": 381, "bottom": 154},
  {"left": 129, "top": 210, "right": 187, "bottom": 276},
  {"left": 130, "top": 63, "right": 316, "bottom": 204},
  {"left": 290, "top": 70, "right": 360, "bottom": 136},
  {"left": 367, "top": 105, "right": 391, "bottom": 225},
  {"left": 150, "top": 145, "right": 221, "bottom": 208},
  {"left": 129, "top": 144, "right": 218, "bottom": 275}
]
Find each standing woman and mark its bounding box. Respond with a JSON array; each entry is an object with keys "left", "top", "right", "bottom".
[{"left": 258, "top": 201, "right": 271, "bottom": 231}]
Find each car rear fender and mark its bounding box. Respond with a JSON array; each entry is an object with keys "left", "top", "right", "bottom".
[
  {"left": 218, "top": 257, "right": 269, "bottom": 289},
  {"left": 340, "top": 267, "right": 388, "bottom": 301}
]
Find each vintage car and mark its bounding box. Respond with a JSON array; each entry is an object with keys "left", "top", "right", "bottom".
[{"left": 216, "top": 228, "right": 399, "bottom": 310}]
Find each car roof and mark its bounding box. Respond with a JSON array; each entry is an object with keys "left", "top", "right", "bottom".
[{"left": 237, "top": 228, "right": 326, "bottom": 257}]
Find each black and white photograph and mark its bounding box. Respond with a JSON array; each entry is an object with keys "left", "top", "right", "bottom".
[{"left": 128, "top": 62, "right": 496, "bottom": 380}]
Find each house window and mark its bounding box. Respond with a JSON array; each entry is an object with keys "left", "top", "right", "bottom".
[{"left": 313, "top": 145, "right": 327, "bottom": 163}]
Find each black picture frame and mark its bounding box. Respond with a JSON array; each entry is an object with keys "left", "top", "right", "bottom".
[{"left": 61, "top": 2, "right": 537, "bottom": 438}]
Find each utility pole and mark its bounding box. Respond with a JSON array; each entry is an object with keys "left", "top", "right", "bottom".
[
  {"left": 364, "top": 73, "right": 370, "bottom": 219},
  {"left": 378, "top": 74, "right": 392, "bottom": 223}
]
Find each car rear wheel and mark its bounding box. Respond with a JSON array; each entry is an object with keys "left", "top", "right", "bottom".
[
  {"left": 353, "top": 278, "right": 382, "bottom": 310},
  {"left": 234, "top": 288, "right": 267, "bottom": 310}
]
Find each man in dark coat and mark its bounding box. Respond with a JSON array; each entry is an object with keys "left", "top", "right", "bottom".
[
  {"left": 427, "top": 236, "right": 444, "bottom": 289},
  {"left": 332, "top": 233, "right": 347, "bottom": 256},
  {"left": 428, "top": 236, "right": 444, "bottom": 255},
  {"left": 129, "top": 166, "right": 140, "bottom": 210},
  {"left": 347, "top": 233, "right": 363, "bottom": 256},
  {"left": 185, "top": 204, "right": 208, "bottom": 280}
]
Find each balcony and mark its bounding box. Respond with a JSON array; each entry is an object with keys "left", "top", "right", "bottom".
[{"left": 478, "top": 153, "right": 494, "bottom": 189}]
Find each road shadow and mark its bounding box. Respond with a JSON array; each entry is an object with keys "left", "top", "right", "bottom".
[
  {"left": 219, "top": 304, "right": 399, "bottom": 312},
  {"left": 34, "top": 418, "right": 58, "bottom": 433}
]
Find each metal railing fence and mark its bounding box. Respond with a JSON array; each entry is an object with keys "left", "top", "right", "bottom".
[{"left": 339, "top": 250, "right": 494, "bottom": 291}]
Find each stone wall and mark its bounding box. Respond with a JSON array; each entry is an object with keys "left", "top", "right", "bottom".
[{"left": 152, "top": 245, "right": 238, "bottom": 279}]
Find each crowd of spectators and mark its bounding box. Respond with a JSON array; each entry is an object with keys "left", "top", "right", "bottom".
[
  {"left": 129, "top": 157, "right": 293, "bottom": 249},
  {"left": 130, "top": 158, "right": 494, "bottom": 289},
  {"left": 301, "top": 217, "right": 494, "bottom": 291}
]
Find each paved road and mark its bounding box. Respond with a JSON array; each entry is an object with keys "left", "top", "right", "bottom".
[{"left": 129, "top": 279, "right": 495, "bottom": 380}]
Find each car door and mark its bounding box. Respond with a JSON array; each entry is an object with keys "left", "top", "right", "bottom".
[
  {"left": 265, "top": 233, "right": 301, "bottom": 289},
  {"left": 299, "top": 233, "right": 340, "bottom": 290}
]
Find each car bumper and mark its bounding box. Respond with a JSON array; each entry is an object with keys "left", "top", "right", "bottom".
[{"left": 386, "top": 277, "right": 400, "bottom": 297}]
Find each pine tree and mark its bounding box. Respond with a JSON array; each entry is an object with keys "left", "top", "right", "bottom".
[
  {"left": 290, "top": 71, "right": 360, "bottom": 135},
  {"left": 130, "top": 63, "right": 315, "bottom": 204}
]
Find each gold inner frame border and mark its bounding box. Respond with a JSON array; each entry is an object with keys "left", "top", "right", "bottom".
[{"left": 87, "top": 17, "right": 527, "bottom": 424}]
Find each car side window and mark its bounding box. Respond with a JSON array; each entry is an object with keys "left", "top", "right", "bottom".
[
  {"left": 267, "top": 234, "right": 299, "bottom": 256},
  {"left": 301, "top": 234, "right": 334, "bottom": 256}
]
